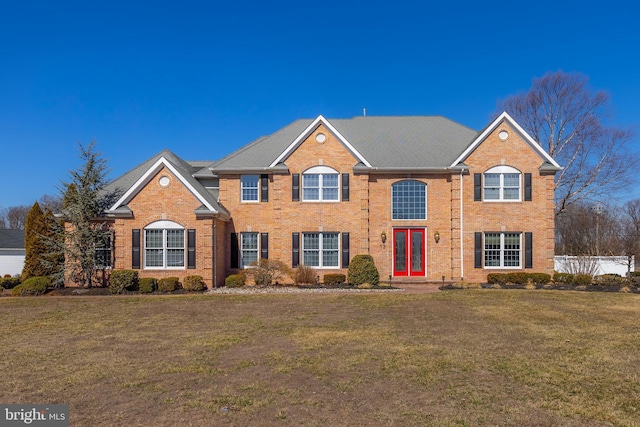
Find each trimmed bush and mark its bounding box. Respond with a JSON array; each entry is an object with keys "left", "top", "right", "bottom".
[
  {"left": 183, "top": 275, "right": 206, "bottom": 292},
  {"left": 348, "top": 255, "right": 379, "bottom": 286},
  {"left": 505, "top": 272, "right": 529, "bottom": 284},
  {"left": 225, "top": 274, "right": 245, "bottom": 288},
  {"left": 553, "top": 272, "right": 574, "bottom": 284},
  {"left": 323, "top": 274, "right": 346, "bottom": 285},
  {"left": 1, "top": 277, "right": 21, "bottom": 289},
  {"left": 139, "top": 278, "right": 156, "bottom": 294},
  {"left": 158, "top": 277, "right": 180, "bottom": 292},
  {"left": 109, "top": 270, "right": 139, "bottom": 294},
  {"left": 12, "top": 276, "right": 50, "bottom": 296},
  {"left": 529, "top": 273, "right": 551, "bottom": 286},
  {"left": 574, "top": 274, "right": 592, "bottom": 286},
  {"left": 487, "top": 273, "right": 508, "bottom": 285},
  {"left": 293, "top": 265, "right": 317, "bottom": 285},
  {"left": 593, "top": 274, "right": 627, "bottom": 286}
]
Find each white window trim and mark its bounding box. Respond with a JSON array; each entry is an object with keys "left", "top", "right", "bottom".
[
  {"left": 483, "top": 166, "right": 521, "bottom": 202},
  {"left": 302, "top": 166, "right": 339, "bottom": 202},
  {"left": 144, "top": 221, "right": 186, "bottom": 270},
  {"left": 391, "top": 180, "right": 427, "bottom": 221},
  {"left": 302, "top": 232, "right": 340, "bottom": 269},
  {"left": 241, "top": 175, "right": 260, "bottom": 203},
  {"left": 240, "top": 232, "right": 259, "bottom": 269},
  {"left": 484, "top": 232, "right": 522, "bottom": 269}
]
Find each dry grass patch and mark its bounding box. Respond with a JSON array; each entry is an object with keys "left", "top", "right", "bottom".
[{"left": 0, "top": 291, "right": 639, "bottom": 426}]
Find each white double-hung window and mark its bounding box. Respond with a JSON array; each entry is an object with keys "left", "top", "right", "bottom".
[
  {"left": 483, "top": 166, "right": 521, "bottom": 201},
  {"left": 241, "top": 175, "right": 259, "bottom": 202},
  {"left": 144, "top": 220, "right": 185, "bottom": 269},
  {"left": 303, "top": 166, "right": 339, "bottom": 202}
]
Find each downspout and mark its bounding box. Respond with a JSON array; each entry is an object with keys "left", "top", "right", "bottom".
[
  {"left": 213, "top": 218, "right": 217, "bottom": 288},
  {"left": 460, "top": 170, "right": 464, "bottom": 280}
]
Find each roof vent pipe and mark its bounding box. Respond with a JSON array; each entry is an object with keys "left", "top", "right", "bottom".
[{"left": 363, "top": 108, "right": 366, "bottom": 116}]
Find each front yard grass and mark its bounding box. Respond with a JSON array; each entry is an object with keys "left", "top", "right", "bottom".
[{"left": 1, "top": 291, "right": 639, "bottom": 426}]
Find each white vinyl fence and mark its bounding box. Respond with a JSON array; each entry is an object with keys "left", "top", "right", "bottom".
[{"left": 554, "top": 256, "right": 634, "bottom": 276}]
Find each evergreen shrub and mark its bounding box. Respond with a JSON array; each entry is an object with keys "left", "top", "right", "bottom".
[
  {"left": 139, "top": 278, "right": 156, "bottom": 294},
  {"left": 323, "top": 274, "right": 346, "bottom": 285},
  {"left": 109, "top": 270, "right": 138, "bottom": 294},
  {"left": 158, "top": 277, "right": 180, "bottom": 292},
  {"left": 225, "top": 274, "right": 245, "bottom": 288},
  {"left": 348, "top": 255, "right": 379, "bottom": 286},
  {"left": 12, "top": 276, "right": 50, "bottom": 296}
]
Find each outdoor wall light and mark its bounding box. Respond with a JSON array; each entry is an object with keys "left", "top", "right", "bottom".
[
  {"left": 381, "top": 231, "right": 387, "bottom": 244},
  {"left": 434, "top": 231, "right": 440, "bottom": 243}
]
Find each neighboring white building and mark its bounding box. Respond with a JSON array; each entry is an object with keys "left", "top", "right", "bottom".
[
  {"left": 0, "top": 229, "right": 25, "bottom": 277},
  {"left": 554, "top": 255, "right": 634, "bottom": 276}
]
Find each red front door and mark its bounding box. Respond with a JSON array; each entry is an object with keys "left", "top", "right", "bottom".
[{"left": 393, "top": 229, "right": 425, "bottom": 276}]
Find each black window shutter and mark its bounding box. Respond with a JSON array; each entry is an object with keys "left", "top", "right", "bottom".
[
  {"left": 474, "top": 232, "right": 482, "bottom": 268},
  {"left": 524, "top": 173, "right": 532, "bottom": 201},
  {"left": 261, "top": 174, "right": 269, "bottom": 202},
  {"left": 341, "top": 232, "right": 350, "bottom": 268},
  {"left": 188, "top": 229, "right": 196, "bottom": 269},
  {"left": 474, "top": 174, "right": 482, "bottom": 201},
  {"left": 132, "top": 229, "right": 140, "bottom": 269},
  {"left": 261, "top": 233, "right": 269, "bottom": 260},
  {"left": 292, "top": 232, "right": 300, "bottom": 267},
  {"left": 342, "top": 173, "right": 350, "bottom": 201},
  {"left": 230, "top": 233, "right": 239, "bottom": 269},
  {"left": 292, "top": 174, "right": 300, "bottom": 201},
  {"left": 525, "top": 232, "right": 533, "bottom": 269}
]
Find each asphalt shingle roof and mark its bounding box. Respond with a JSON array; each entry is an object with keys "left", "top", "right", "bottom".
[
  {"left": 0, "top": 229, "right": 25, "bottom": 249},
  {"left": 210, "top": 116, "right": 479, "bottom": 171},
  {"left": 105, "top": 149, "right": 228, "bottom": 217}
]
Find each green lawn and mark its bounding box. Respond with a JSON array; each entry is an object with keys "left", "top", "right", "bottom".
[{"left": 1, "top": 290, "right": 639, "bottom": 426}]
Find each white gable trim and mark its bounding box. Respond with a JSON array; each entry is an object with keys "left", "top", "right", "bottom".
[
  {"left": 450, "top": 112, "right": 561, "bottom": 169},
  {"left": 107, "top": 157, "right": 217, "bottom": 213},
  {"left": 269, "top": 115, "right": 372, "bottom": 168}
]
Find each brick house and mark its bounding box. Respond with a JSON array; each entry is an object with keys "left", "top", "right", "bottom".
[{"left": 98, "top": 112, "right": 559, "bottom": 288}]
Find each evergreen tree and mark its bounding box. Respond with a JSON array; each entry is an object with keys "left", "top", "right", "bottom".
[
  {"left": 59, "top": 142, "right": 118, "bottom": 288},
  {"left": 22, "top": 202, "right": 47, "bottom": 280}
]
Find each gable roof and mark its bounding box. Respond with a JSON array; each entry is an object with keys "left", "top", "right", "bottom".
[
  {"left": 450, "top": 112, "right": 562, "bottom": 170},
  {"left": 0, "top": 229, "right": 25, "bottom": 250},
  {"left": 105, "top": 149, "right": 229, "bottom": 219},
  {"left": 210, "top": 115, "right": 480, "bottom": 173}
]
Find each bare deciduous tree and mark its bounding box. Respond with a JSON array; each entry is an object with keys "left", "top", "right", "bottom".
[
  {"left": 618, "top": 199, "right": 640, "bottom": 273},
  {"left": 496, "top": 71, "right": 636, "bottom": 214},
  {"left": 0, "top": 205, "right": 30, "bottom": 230}
]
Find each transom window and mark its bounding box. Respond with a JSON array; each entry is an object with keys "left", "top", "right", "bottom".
[
  {"left": 392, "top": 180, "right": 427, "bottom": 220},
  {"left": 303, "top": 232, "right": 339, "bottom": 268},
  {"left": 484, "top": 166, "right": 521, "bottom": 201},
  {"left": 241, "top": 232, "right": 259, "bottom": 268},
  {"left": 241, "top": 175, "right": 259, "bottom": 202},
  {"left": 144, "top": 221, "right": 185, "bottom": 269},
  {"left": 484, "top": 232, "right": 521, "bottom": 268},
  {"left": 303, "top": 166, "right": 339, "bottom": 201}
]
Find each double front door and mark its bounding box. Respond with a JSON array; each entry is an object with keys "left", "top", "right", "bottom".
[{"left": 393, "top": 228, "right": 425, "bottom": 276}]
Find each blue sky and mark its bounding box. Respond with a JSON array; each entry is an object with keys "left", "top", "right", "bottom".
[{"left": 1, "top": 0, "right": 638, "bottom": 208}]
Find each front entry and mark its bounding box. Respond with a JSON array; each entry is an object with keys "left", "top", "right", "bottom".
[{"left": 393, "top": 228, "right": 425, "bottom": 276}]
